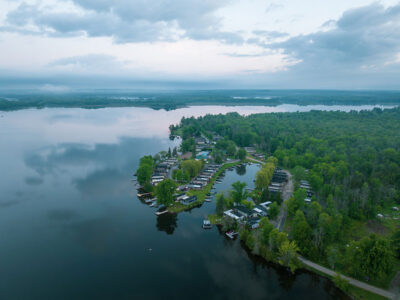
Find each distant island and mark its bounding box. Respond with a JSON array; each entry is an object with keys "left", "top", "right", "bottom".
[{"left": 1, "top": 89, "right": 400, "bottom": 111}]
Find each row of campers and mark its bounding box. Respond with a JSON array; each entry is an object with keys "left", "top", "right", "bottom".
[
  {"left": 223, "top": 201, "right": 272, "bottom": 229},
  {"left": 268, "top": 167, "right": 288, "bottom": 193},
  {"left": 151, "top": 158, "right": 178, "bottom": 185},
  {"left": 188, "top": 164, "right": 221, "bottom": 190},
  {"left": 299, "top": 180, "right": 313, "bottom": 204}
]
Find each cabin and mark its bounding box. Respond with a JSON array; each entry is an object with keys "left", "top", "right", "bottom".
[
  {"left": 244, "top": 147, "right": 256, "bottom": 154},
  {"left": 253, "top": 205, "right": 268, "bottom": 217},
  {"left": 179, "top": 152, "right": 192, "bottom": 160},
  {"left": 260, "top": 201, "right": 272, "bottom": 209},
  {"left": 248, "top": 218, "right": 261, "bottom": 229},
  {"left": 180, "top": 195, "right": 198, "bottom": 205},
  {"left": 234, "top": 205, "right": 256, "bottom": 218},
  {"left": 188, "top": 184, "right": 202, "bottom": 190},
  {"left": 268, "top": 186, "right": 281, "bottom": 193},
  {"left": 224, "top": 209, "right": 244, "bottom": 221}
]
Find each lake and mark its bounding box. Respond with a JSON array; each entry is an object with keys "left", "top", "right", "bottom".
[{"left": 0, "top": 104, "right": 387, "bottom": 299}]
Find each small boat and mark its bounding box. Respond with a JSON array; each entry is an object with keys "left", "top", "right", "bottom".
[
  {"left": 145, "top": 197, "right": 156, "bottom": 204},
  {"left": 226, "top": 231, "right": 238, "bottom": 239},
  {"left": 204, "top": 198, "right": 211, "bottom": 202},
  {"left": 203, "top": 219, "right": 212, "bottom": 229},
  {"left": 149, "top": 201, "right": 158, "bottom": 207}
]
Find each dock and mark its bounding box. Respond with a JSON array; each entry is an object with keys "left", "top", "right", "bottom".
[
  {"left": 155, "top": 210, "right": 168, "bottom": 216},
  {"left": 137, "top": 192, "right": 152, "bottom": 197}
]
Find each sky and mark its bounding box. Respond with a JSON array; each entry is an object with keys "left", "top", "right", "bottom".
[{"left": 1, "top": 0, "right": 400, "bottom": 90}]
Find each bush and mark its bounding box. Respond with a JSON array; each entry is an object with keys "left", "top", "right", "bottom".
[{"left": 333, "top": 274, "right": 349, "bottom": 292}]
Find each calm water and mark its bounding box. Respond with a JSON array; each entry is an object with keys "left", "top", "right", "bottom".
[{"left": 0, "top": 105, "right": 381, "bottom": 299}]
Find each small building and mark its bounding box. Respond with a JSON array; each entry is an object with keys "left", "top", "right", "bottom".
[
  {"left": 180, "top": 195, "right": 198, "bottom": 205},
  {"left": 179, "top": 152, "right": 192, "bottom": 160},
  {"left": 224, "top": 209, "right": 243, "bottom": 221},
  {"left": 235, "top": 205, "right": 256, "bottom": 218},
  {"left": 253, "top": 205, "right": 268, "bottom": 217},
  {"left": 393, "top": 207, "right": 399, "bottom": 211},
  {"left": 305, "top": 198, "right": 312, "bottom": 204},
  {"left": 248, "top": 218, "right": 261, "bottom": 229},
  {"left": 260, "top": 201, "right": 272, "bottom": 209},
  {"left": 244, "top": 147, "right": 256, "bottom": 154}
]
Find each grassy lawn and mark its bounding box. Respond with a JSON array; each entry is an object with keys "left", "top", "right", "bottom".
[
  {"left": 208, "top": 213, "right": 223, "bottom": 225},
  {"left": 347, "top": 286, "right": 388, "bottom": 300}
]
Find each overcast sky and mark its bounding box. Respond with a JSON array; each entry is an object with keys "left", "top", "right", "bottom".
[{"left": 1, "top": 0, "right": 400, "bottom": 90}]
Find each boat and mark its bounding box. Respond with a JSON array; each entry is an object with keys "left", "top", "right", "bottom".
[
  {"left": 145, "top": 197, "right": 156, "bottom": 204},
  {"left": 225, "top": 231, "right": 238, "bottom": 239},
  {"left": 204, "top": 198, "right": 211, "bottom": 202},
  {"left": 149, "top": 201, "right": 158, "bottom": 207},
  {"left": 203, "top": 219, "right": 212, "bottom": 229}
]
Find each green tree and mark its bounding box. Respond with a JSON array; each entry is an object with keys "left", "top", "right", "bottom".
[
  {"left": 259, "top": 217, "right": 274, "bottom": 245},
  {"left": 181, "top": 159, "right": 203, "bottom": 178},
  {"left": 137, "top": 164, "right": 153, "bottom": 186},
  {"left": 278, "top": 240, "right": 300, "bottom": 273},
  {"left": 391, "top": 230, "right": 400, "bottom": 258},
  {"left": 287, "top": 189, "right": 306, "bottom": 217},
  {"left": 155, "top": 179, "right": 177, "bottom": 206},
  {"left": 227, "top": 142, "right": 237, "bottom": 157},
  {"left": 231, "top": 181, "right": 249, "bottom": 205},
  {"left": 268, "top": 202, "right": 280, "bottom": 220},
  {"left": 333, "top": 274, "right": 349, "bottom": 292},
  {"left": 255, "top": 162, "right": 275, "bottom": 190},
  {"left": 237, "top": 148, "right": 247, "bottom": 161},
  {"left": 181, "top": 137, "right": 195, "bottom": 153},
  {"left": 215, "top": 193, "right": 225, "bottom": 216},
  {"left": 344, "top": 235, "right": 394, "bottom": 279},
  {"left": 291, "top": 210, "right": 312, "bottom": 254},
  {"left": 292, "top": 165, "right": 306, "bottom": 182}
]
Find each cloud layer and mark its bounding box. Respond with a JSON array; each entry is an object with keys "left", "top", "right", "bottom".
[
  {"left": 1, "top": 1, "right": 400, "bottom": 89},
  {"left": 4, "top": 0, "right": 243, "bottom": 44}
]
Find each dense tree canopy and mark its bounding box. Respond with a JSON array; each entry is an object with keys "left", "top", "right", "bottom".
[
  {"left": 155, "top": 179, "right": 178, "bottom": 206},
  {"left": 174, "top": 107, "right": 400, "bottom": 284}
]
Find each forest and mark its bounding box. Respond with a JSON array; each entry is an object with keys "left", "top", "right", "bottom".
[
  {"left": 171, "top": 107, "right": 400, "bottom": 288},
  {"left": 2, "top": 90, "right": 400, "bottom": 111}
]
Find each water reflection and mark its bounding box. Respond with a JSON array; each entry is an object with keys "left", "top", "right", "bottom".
[
  {"left": 0, "top": 107, "right": 356, "bottom": 299},
  {"left": 236, "top": 164, "right": 246, "bottom": 175},
  {"left": 156, "top": 213, "right": 178, "bottom": 235}
]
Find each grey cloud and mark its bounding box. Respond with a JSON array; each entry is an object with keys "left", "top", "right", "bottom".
[
  {"left": 3, "top": 0, "right": 243, "bottom": 44},
  {"left": 271, "top": 3, "right": 400, "bottom": 66},
  {"left": 48, "top": 54, "right": 127, "bottom": 71},
  {"left": 255, "top": 3, "right": 400, "bottom": 89}
]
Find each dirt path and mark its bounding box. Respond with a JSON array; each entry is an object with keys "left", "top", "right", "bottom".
[
  {"left": 390, "top": 271, "right": 400, "bottom": 298},
  {"left": 276, "top": 170, "right": 293, "bottom": 231}
]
